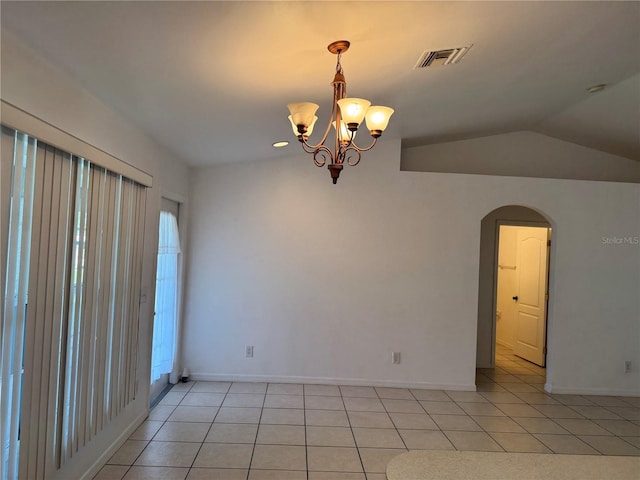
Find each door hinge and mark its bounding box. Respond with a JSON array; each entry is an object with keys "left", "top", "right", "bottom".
[
  {"left": 545, "top": 293, "right": 549, "bottom": 301},
  {"left": 547, "top": 240, "right": 551, "bottom": 247},
  {"left": 543, "top": 347, "right": 547, "bottom": 355}
]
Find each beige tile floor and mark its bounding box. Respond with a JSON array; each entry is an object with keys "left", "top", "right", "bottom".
[{"left": 95, "top": 346, "right": 640, "bottom": 480}]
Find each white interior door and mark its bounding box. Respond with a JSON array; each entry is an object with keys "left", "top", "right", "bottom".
[{"left": 513, "top": 227, "right": 550, "bottom": 366}]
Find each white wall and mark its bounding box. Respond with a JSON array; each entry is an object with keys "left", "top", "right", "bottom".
[
  {"left": 1, "top": 31, "right": 191, "bottom": 480},
  {"left": 184, "top": 135, "right": 640, "bottom": 397}
]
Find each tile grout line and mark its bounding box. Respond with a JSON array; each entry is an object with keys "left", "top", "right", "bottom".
[
  {"left": 245, "top": 382, "right": 268, "bottom": 479},
  {"left": 340, "top": 386, "right": 369, "bottom": 477},
  {"left": 376, "top": 387, "right": 410, "bottom": 455},
  {"left": 302, "top": 384, "right": 309, "bottom": 480},
  {"left": 185, "top": 380, "right": 222, "bottom": 476},
  {"left": 119, "top": 400, "right": 180, "bottom": 472}
]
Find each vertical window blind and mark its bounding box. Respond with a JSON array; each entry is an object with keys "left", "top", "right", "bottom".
[{"left": 1, "top": 126, "right": 148, "bottom": 480}]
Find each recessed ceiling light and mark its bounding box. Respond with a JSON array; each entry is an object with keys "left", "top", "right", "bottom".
[
  {"left": 587, "top": 84, "right": 606, "bottom": 94},
  {"left": 272, "top": 141, "right": 289, "bottom": 148}
]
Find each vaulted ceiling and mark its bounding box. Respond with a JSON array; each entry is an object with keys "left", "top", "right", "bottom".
[{"left": 2, "top": 1, "right": 639, "bottom": 165}]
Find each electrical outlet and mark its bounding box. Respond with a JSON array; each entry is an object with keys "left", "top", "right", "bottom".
[
  {"left": 392, "top": 352, "right": 401, "bottom": 364},
  {"left": 625, "top": 360, "right": 632, "bottom": 373},
  {"left": 245, "top": 345, "right": 254, "bottom": 358}
]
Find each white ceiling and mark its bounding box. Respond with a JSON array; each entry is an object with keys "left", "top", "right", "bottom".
[{"left": 2, "top": 1, "right": 639, "bottom": 166}]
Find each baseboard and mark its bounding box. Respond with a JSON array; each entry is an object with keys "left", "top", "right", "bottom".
[
  {"left": 76, "top": 409, "right": 149, "bottom": 480},
  {"left": 190, "top": 372, "right": 476, "bottom": 392},
  {"left": 496, "top": 339, "right": 513, "bottom": 349},
  {"left": 544, "top": 383, "right": 640, "bottom": 397}
]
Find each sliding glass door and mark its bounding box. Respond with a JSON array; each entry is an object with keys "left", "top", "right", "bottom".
[{"left": 150, "top": 199, "right": 181, "bottom": 405}]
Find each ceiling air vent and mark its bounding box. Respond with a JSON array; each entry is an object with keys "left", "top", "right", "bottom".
[{"left": 414, "top": 45, "right": 472, "bottom": 69}]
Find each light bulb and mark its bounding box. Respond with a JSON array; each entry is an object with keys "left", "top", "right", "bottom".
[{"left": 332, "top": 121, "right": 356, "bottom": 144}]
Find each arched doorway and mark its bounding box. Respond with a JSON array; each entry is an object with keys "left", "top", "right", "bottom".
[{"left": 476, "top": 206, "right": 554, "bottom": 388}]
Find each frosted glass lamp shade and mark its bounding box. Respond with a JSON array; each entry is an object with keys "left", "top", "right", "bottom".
[
  {"left": 287, "top": 102, "right": 319, "bottom": 134},
  {"left": 307, "top": 116, "right": 318, "bottom": 136},
  {"left": 289, "top": 115, "right": 318, "bottom": 137},
  {"left": 337, "top": 98, "right": 371, "bottom": 129},
  {"left": 365, "top": 106, "right": 394, "bottom": 137}
]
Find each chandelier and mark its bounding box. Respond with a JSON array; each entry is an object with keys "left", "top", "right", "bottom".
[{"left": 287, "top": 40, "right": 394, "bottom": 184}]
